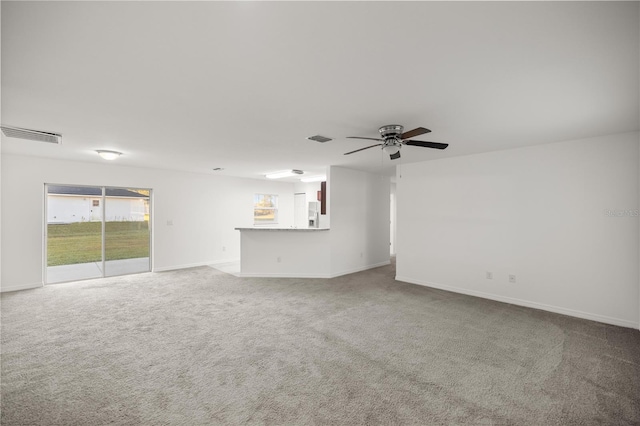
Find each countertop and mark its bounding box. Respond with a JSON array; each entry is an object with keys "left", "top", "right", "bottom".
[{"left": 235, "top": 227, "right": 330, "bottom": 232}]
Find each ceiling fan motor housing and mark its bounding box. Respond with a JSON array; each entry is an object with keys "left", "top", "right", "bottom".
[
  {"left": 379, "top": 125, "right": 404, "bottom": 150},
  {"left": 379, "top": 124, "right": 403, "bottom": 138}
]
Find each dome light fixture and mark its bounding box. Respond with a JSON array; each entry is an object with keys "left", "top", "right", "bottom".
[
  {"left": 382, "top": 144, "right": 400, "bottom": 155},
  {"left": 96, "top": 150, "right": 122, "bottom": 160}
]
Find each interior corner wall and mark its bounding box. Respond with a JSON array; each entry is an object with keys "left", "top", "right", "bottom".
[
  {"left": 329, "top": 166, "right": 390, "bottom": 276},
  {"left": 0, "top": 155, "right": 295, "bottom": 292},
  {"left": 396, "top": 132, "right": 640, "bottom": 329},
  {"left": 390, "top": 182, "right": 397, "bottom": 256},
  {"left": 320, "top": 167, "right": 330, "bottom": 229},
  {"left": 0, "top": 3, "right": 3, "bottom": 291},
  {"left": 0, "top": 148, "right": 2, "bottom": 292}
]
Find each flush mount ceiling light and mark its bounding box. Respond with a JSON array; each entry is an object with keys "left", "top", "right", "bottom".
[
  {"left": 301, "top": 175, "right": 326, "bottom": 183},
  {"left": 96, "top": 150, "right": 122, "bottom": 160},
  {"left": 265, "top": 170, "right": 304, "bottom": 179}
]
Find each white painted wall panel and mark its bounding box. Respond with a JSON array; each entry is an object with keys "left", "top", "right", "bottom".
[
  {"left": 329, "top": 166, "right": 390, "bottom": 276},
  {"left": 396, "top": 132, "right": 640, "bottom": 328}
]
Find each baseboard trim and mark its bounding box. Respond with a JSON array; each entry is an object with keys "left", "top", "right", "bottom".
[
  {"left": 208, "top": 258, "right": 240, "bottom": 267},
  {"left": 239, "top": 272, "right": 333, "bottom": 279},
  {"left": 1, "top": 282, "right": 43, "bottom": 293},
  {"left": 154, "top": 260, "right": 228, "bottom": 273},
  {"left": 329, "top": 260, "right": 391, "bottom": 278},
  {"left": 239, "top": 260, "right": 391, "bottom": 279},
  {"left": 395, "top": 275, "right": 639, "bottom": 329}
]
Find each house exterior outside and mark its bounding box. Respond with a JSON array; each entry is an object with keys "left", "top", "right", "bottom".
[{"left": 47, "top": 186, "right": 149, "bottom": 224}]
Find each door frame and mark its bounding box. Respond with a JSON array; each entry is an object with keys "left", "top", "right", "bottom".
[{"left": 44, "top": 183, "right": 153, "bottom": 284}]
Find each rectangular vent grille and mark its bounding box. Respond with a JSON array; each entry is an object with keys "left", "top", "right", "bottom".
[
  {"left": 1, "top": 126, "right": 62, "bottom": 144},
  {"left": 307, "top": 135, "right": 332, "bottom": 143}
]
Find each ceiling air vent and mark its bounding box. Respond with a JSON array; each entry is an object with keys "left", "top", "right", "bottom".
[
  {"left": 307, "top": 135, "right": 332, "bottom": 143},
  {"left": 1, "top": 126, "right": 62, "bottom": 144}
]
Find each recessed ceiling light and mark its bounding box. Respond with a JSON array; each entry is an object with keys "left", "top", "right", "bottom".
[
  {"left": 96, "top": 150, "right": 122, "bottom": 160},
  {"left": 265, "top": 170, "right": 304, "bottom": 179}
]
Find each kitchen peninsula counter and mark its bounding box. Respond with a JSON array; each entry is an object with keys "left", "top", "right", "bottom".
[
  {"left": 234, "top": 227, "right": 329, "bottom": 232},
  {"left": 235, "top": 227, "right": 331, "bottom": 277}
]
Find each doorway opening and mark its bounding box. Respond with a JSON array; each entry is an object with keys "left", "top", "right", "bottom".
[{"left": 45, "top": 184, "right": 152, "bottom": 284}]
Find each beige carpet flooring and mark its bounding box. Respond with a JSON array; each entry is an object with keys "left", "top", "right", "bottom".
[{"left": 1, "top": 262, "right": 639, "bottom": 425}]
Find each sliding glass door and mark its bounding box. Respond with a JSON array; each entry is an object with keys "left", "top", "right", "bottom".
[
  {"left": 45, "top": 184, "right": 151, "bottom": 284},
  {"left": 104, "top": 188, "right": 150, "bottom": 277},
  {"left": 46, "top": 185, "right": 104, "bottom": 283}
]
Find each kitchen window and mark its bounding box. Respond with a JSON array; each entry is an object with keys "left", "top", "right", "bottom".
[{"left": 254, "top": 194, "right": 278, "bottom": 225}]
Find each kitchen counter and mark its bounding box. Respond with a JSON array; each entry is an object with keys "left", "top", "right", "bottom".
[
  {"left": 234, "top": 227, "right": 329, "bottom": 232},
  {"left": 235, "top": 227, "right": 331, "bottom": 277}
]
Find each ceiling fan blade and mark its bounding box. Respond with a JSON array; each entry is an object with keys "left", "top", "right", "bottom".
[
  {"left": 390, "top": 151, "right": 401, "bottom": 160},
  {"left": 344, "top": 144, "right": 382, "bottom": 155},
  {"left": 400, "top": 127, "right": 431, "bottom": 140},
  {"left": 404, "top": 140, "right": 449, "bottom": 150},
  {"left": 347, "top": 136, "right": 384, "bottom": 142}
]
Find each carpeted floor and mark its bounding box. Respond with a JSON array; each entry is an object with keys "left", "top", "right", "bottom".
[{"left": 1, "top": 262, "right": 639, "bottom": 425}]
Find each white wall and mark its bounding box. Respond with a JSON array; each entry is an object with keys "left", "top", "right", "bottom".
[
  {"left": 396, "top": 132, "right": 640, "bottom": 328},
  {"left": 329, "top": 166, "right": 390, "bottom": 276},
  {"left": 1, "top": 155, "right": 295, "bottom": 292}
]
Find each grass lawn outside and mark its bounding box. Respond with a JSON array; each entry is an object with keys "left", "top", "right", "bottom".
[{"left": 47, "top": 221, "right": 150, "bottom": 266}]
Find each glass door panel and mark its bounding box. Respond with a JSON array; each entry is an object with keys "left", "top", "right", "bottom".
[
  {"left": 104, "top": 188, "right": 151, "bottom": 277},
  {"left": 46, "top": 185, "right": 104, "bottom": 283}
]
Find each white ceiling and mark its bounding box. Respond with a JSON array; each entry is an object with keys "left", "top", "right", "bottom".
[{"left": 2, "top": 1, "right": 638, "bottom": 181}]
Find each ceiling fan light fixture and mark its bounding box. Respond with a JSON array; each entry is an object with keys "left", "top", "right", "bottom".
[
  {"left": 265, "top": 169, "right": 304, "bottom": 179},
  {"left": 344, "top": 125, "right": 447, "bottom": 156},
  {"left": 382, "top": 144, "right": 400, "bottom": 155},
  {"left": 96, "top": 150, "right": 122, "bottom": 160}
]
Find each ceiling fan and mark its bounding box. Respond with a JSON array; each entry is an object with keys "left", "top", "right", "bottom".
[{"left": 345, "top": 125, "right": 448, "bottom": 160}]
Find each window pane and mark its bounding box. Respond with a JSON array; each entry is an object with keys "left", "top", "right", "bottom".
[
  {"left": 254, "top": 194, "right": 277, "bottom": 208},
  {"left": 254, "top": 194, "right": 278, "bottom": 224},
  {"left": 46, "top": 185, "right": 103, "bottom": 283},
  {"left": 104, "top": 188, "right": 150, "bottom": 277}
]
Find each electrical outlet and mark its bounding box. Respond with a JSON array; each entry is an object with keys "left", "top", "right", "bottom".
[
  {"left": 277, "top": 256, "right": 281, "bottom": 263},
  {"left": 360, "top": 252, "right": 363, "bottom": 258},
  {"left": 222, "top": 246, "right": 226, "bottom": 252},
  {"left": 166, "top": 219, "right": 173, "bottom": 226},
  {"left": 509, "top": 274, "right": 516, "bottom": 283},
  {"left": 486, "top": 272, "right": 493, "bottom": 280}
]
